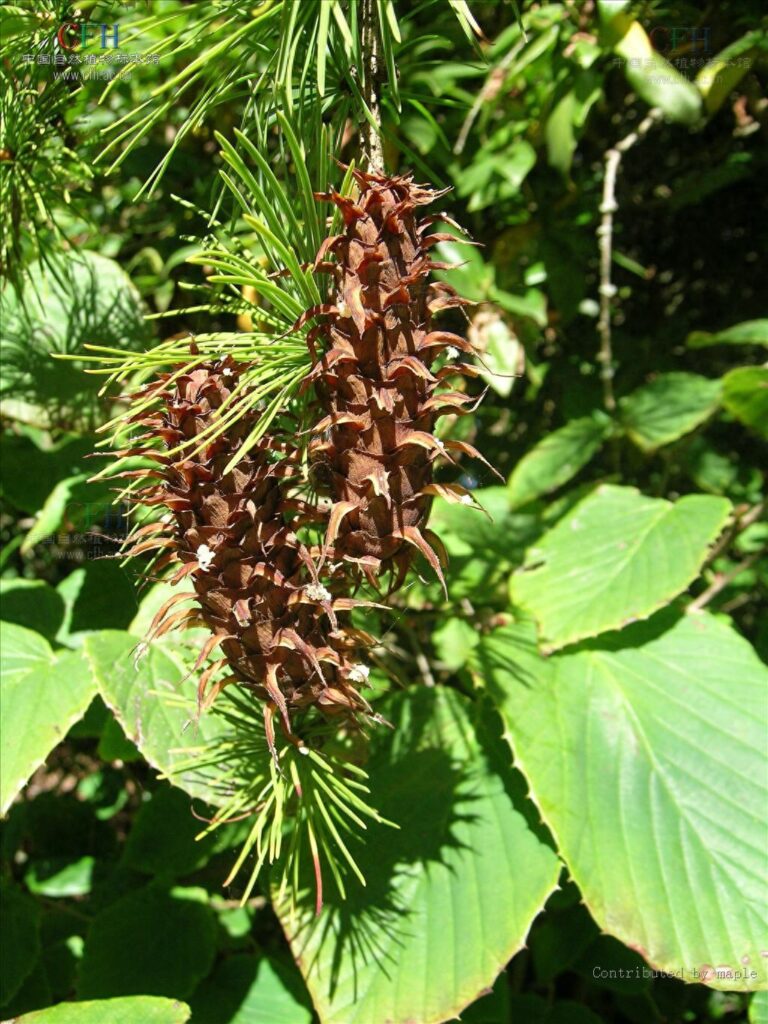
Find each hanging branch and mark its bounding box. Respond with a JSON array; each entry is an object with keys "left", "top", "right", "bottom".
[
  {"left": 360, "top": 0, "right": 385, "bottom": 174},
  {"left": 596, "top": 107, "right": 662, "bottom": 412},
  {"left": 688, "top": 546, "right": 767, "bottom": 614},
  {"left": 688, "top": 499, "right": 766, "bottom": 613}
]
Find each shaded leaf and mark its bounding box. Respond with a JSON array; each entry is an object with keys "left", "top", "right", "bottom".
[
  {"left": 77, "top": 885, "right": 216, "bottom": 999},
  {"left": 21, "top": 473, "right": 118, "bottom": 555},
  {"left": 0, "top": 252, "right": 151, "bottom": 427},
  {"left": 687, "top": 319, "right": 768, "bottom": 350},
  {"left": 508, "top": 415, "right": 609, "bottom": 509},
  {"left": 0, "top": 957, "right": 51, "bottom": 1019},
  {"left": 619, "top": 372, "right": 722, "bottom": 452},
  {"left": 189, "top": 954, "right": 312, "bottom": 1024},
  {"left": 0, "top": 881, "right": 41, "bottom": 1005},
  {"left": 433, "top": 229, "right": 493, "bottom": 302},
  {"left": 0, "top": 434, "right": 94, "bottom": 515},
  {"left": 474, "top": 315, "right": 523, "bottom": 398},
  {"left": 432, "top": 617, "right": 479, "bottom": 671},
  {"left": 546, "top": 72, "right": 602, "bottom": 174},
  {"left": 0, "top": 579, "right": 64, "bottom": 642},
  {"left": 274, "top": 687, "right": 560, "bottom": 1024},
  {"left": 722, "top": 366, "right": 768, "bottom": 439},
  {"left": 122, "top": 785, "right": 218, "bottom": 878},
  {"left": 56, "top": 561, "right": 138, "bottom": 641}
]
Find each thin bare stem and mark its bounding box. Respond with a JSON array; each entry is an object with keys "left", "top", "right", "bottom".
[
  {"left": 454, "top": 39, "right": 525, "bottom": 155},
  {"left": 360, "top": 0, "right": 384, "bottom": 174},
  {"left": 702, "top": 500, "right": 765, "bottom": 568},
  {"left": 596, "top": 108, "right": 662, "bottom": 412},
  {"left": 688, "top": 547, "right": 766, "bottom": 614},
  {"left": 408, "top": 631, "right": 436, "bottom": 688}
]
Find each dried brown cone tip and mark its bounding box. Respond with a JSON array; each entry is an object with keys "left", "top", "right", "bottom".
[
  {"left": 111, "top": 357, "right": 377, "bottom": 748},
  {"left": 297, "top": 167, "right": 498, "bottom": 595}
]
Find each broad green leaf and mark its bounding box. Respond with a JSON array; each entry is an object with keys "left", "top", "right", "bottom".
[
  {"left": 12, "top": 997, "right": 191, "bottom": 1024},
  {"left": 433, "top": 227, "right": 494, "bottom": 302},
  {"left": 492, "top": 285, "right": 548, "bottom": 328},
  {"left": 274, "top": 687, "right": 560, "bottom": 1024},
  {"left": 619, "top": 372, "right": 722, "bottom": 452},
  {"left": 474, "top": 315, "right": 523, "bottom": 398},
  {"left": 608, "top": 17, "right": 702, "bottom": 124},
  {"left": 25, "top": 856, "right": 96, "bottom": 898},
  {"left": 697, "top": 30, "right": 765, "bottom": 115},
  {"left": 752, "top": 992, "right": 768, "bottom": 1024},
  {"left": 432, "top": 617, "right": 479, "bottom": 671},
  {"left": 597, "top": 0, "right": 631, "bottom": 22},
  {"left": 477, "top": 139, "right": 536, "bottom": 212},
  {"left": 510, "top": 485, "right": 731, "bottom": 649},
  {"left": 82, "top": 631, "right": 229, "bottom": 804},
  {"left": 477, "top": 612, "right": 768, "bottom": 991},
  {"left": 0, "top": 620, "right": 54, "bottom": 685},
  {"left": 189, "top": 955, "right": 312, "bottom": 1024},
  {"left": 434, "top": 229, "right": 548, "bottom": 331},
  {"left": 546, "top": 91, "right": 578, "bottom": 176},
  {"left": 0, "top": 881, "right": 41, "bottom": 1005},
  {"left": 546, "top": 72, "right": 602, "bottom": 174},
  {"left": 688, "top": 319, "right": 768, "bottom": 349},
  {"left": 77, "top": 885, "right": 216, "bottom": 999},
  {"left": 508, "top": 415, "right": 609, "bottom": 509},
  {"left": 1, "top": 625, "right": 97, "bottom": 813},
  {"left": 722, "top": 366, "right": 768, "bottom": 439},
  {"left": 20, "top": 475, "right": 87, "bottom": 554}
]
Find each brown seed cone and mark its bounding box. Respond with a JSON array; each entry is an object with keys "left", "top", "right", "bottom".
[
  {"left": 115, "top": 357, "right": 373, "bottom": 736},
  {"left": 299, "top": 168, "right": 491, "bottom": 592}
]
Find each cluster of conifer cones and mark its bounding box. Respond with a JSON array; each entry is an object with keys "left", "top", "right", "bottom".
[{"left": 119, "top": 168, "right": 489, "bottom": 747}]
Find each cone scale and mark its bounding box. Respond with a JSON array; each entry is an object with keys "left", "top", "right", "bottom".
[
  {"left": 300, "top": 167, "right": 489, "bottom": 594},
  {"left": 116, "top": 170, "right": 489, "bottom": 745},
  {"left": 117, "top": 358, "right": 374, "bottom": 749}
]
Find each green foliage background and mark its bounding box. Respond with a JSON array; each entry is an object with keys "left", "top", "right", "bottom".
[{"left": 0, "top": 1, "right": 766, "bottom": 1023}]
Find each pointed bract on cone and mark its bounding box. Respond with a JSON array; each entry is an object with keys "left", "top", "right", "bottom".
[
  {"left": 117, "top": 358, "right": 374, "bottom": 737},
  {"left": 300, "top": 168, "right": 491, "bottom": 593}
]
